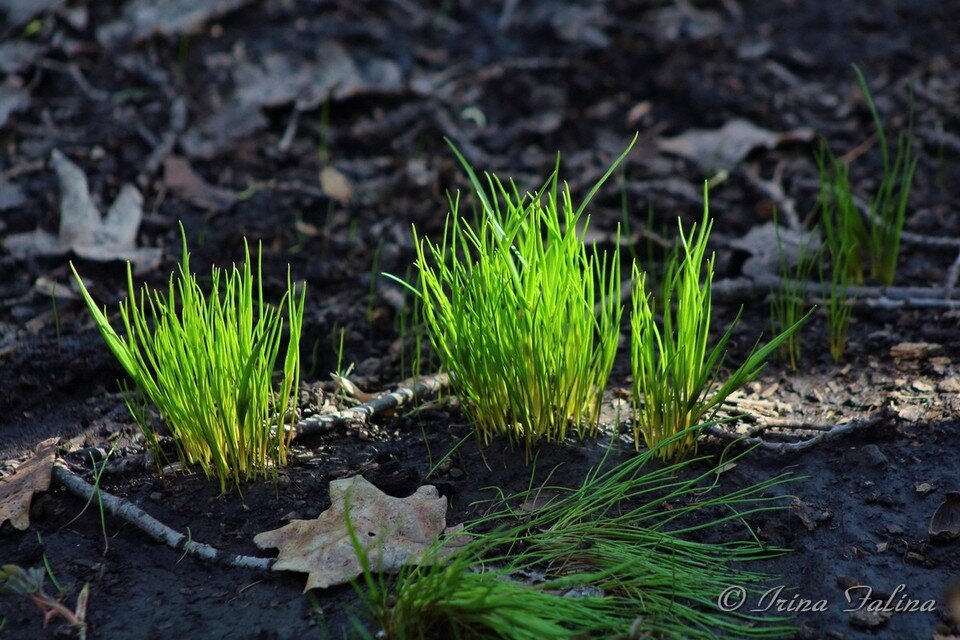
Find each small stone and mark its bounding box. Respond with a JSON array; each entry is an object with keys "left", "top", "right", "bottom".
[
  {"left": 448, "top": 468, "right": 464, "bottom": 480},
  {"left": 886, "top": 523, "right": 904, "bottom": 535},
  {"left": 912, "top": 379, "right": 934, "bottom": 392},
  {"left": 915, "top": 482, "right": 935, "bottom": 496},
  {"left": 149, "top": 492, "right": 162, "bottom": 502}
]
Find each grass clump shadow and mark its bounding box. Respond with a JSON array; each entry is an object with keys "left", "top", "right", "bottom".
[
  {"left": 71, "top": 225, "right": 305, "bottom": 492},
  {"left": 397, "top": 138, "right": 632, "bottom": 453},
  {"left": 352, "top": 430, "right": 797, "bottom": 639}
]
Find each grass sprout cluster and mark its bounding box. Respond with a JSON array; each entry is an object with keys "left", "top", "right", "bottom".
[
  {"left": 631, "top": 190, "right": 810, "bottom": 460},
  {"left": 72, "top": 228, "right": 305, "bottom": 492},
  {"left": 405, "top": 142, "right": 629, "bottom": 451},
  {"left": 354, "top": 433, "right": 796, "bottom": 639}
]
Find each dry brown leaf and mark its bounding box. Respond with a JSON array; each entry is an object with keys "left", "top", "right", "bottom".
[
  {"left": 658, "top": 119, "right": 813, "bottom": 172},
  {"left": 254, "top": 476, "right": 449, "bottom": 591},
  {"left": 163, "top": 156, "right": 236, "bottom": 212},
  {"left": 0, "top": 439, "right": 57, "bottom": 530}
]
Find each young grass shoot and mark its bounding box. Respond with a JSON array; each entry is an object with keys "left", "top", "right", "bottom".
[
  {"left": 631, "top": 188, "right": 810, "bottom": 461},
  {"left": 854, "top": 65, "right": 918, "bottom": 285},
  {"left": 71, "top": 226, "right": 305, "bottom": 492},
  {"left": 402, "top": 140, "right": 631, "bottom": 452}
]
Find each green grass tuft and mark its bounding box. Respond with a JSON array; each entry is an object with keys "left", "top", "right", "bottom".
[
  {"left": 401, "top": 140, "right": 632, "bottom": 452},
  {"left": 71, "top": 225, "right": 305, "bottom": 492},
  {"left": 631, "top": 187, "right": 810, "bottom": 461}
]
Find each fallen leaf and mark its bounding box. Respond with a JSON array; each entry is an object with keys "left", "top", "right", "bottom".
[
  {"left": 0, "top": 439, "right": 57, "bottom": 530},
  {"left": 658, "top": 119, "right": 814, "bottom": 172},
  {"left": 319, "top": 166, "right": 353, "bottom": 205},
  {"left": 254, "top": 476, "right": 451, "bottom": 590},
  {"left": 728, "top": 222, "right": 821, "bottom": 279},
  {"left": 163, "top": 156, "right": 236, "bottom": 212},
  {"left": 2, "top": 150, "right": 161, "bottom": 273},
  {"left": 929, "top": 492, "right": 960, "bottom": 542},
  {"left": 182, "top": 44, "right": 402, "bottom": 159},
  {"left": 96, "top": 0, "right": 254, "bottom": 47}
]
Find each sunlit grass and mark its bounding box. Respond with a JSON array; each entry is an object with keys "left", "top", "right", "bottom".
[
  {"left": 401, "top": 140, "right": 631, "bottom": 452},
  {"left": 71, "top": 226, "right": 305, "bottom": 492}
]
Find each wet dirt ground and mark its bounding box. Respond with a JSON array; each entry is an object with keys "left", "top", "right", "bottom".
[{"left": 2, "top": 1, "right": 959, "bottom": 638}]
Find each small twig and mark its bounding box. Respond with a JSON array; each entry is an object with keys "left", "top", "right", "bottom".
[
  {"left": 705, "top": 415, "right": 882, "bottom": 454},
  {"left": 52, "top": 462, "right": 273, "bottom": 570},
  {"left": 293, "top": 373, "right": 450, "bottom": 438}
]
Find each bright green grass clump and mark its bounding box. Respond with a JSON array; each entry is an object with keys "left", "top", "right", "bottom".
[
  {"left": 354, "top": 432, "right": 796, "bottom": 639},
  {"left": 407, "top": 141, "right": 630, "bottom": 452},
  {"left": 631, "top": 189, "right": 810, "bottom": 461},
  {"left": 71, "top": 227, "right": 305, "bottom": 492}
]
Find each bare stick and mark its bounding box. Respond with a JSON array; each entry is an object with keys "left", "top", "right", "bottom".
[
  {"left": 712, "top": 275, "right": 960, "bottom": 308},
  {"left": 705, "top": 415, "right": 882, "bottom": 454},
  {"left": 293, "top": 373, "right": 450, "bottom": 438},
  {"left": 52, "top": 462, "right": 273, "bottom": 570}
]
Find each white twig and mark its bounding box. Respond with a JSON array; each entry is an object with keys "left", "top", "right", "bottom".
[
  {"left": 52, "top": 462, "right": 273, "bottom": 570},
  {"left": 293, "top": 373, "right": 450, "bottom": 437}
]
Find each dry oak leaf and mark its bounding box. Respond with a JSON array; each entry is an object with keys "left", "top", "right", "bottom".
[
  {"left": 658, "top": 119, "right": 813, "bottom": 172},
  {"left": 254, "top": 476, "right": 450, "bottom": 591},
  {"left": 0, "top": 438, "right": 57, "bottom": 530}
]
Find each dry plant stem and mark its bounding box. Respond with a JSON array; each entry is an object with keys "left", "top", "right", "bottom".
[
  {"left": 292, "top": 373, "right": 450, "bottom": 437},
  {"left": 51, "top": 462, "right": 273, "bottom": 571},
  {"left": 705, "top": 415, "right": 882, "bottom": 454}
]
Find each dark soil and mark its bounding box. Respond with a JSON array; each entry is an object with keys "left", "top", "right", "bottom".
[{"left": 2, "top": 1, "right": 959, "bottom": 639}]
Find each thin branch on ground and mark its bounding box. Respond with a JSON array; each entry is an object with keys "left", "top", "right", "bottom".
[
  {"left": 52, "top": 462, "right": 274, "bottom": 570},
  {"left": 292, "top": 373, "right": 450, "bottom": 437},
  {"left": 705, "top": 415, "right": 883, "bottom": 454},
  {"left": 712, "top": 275, "right": 960, "bottom": 308}
]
